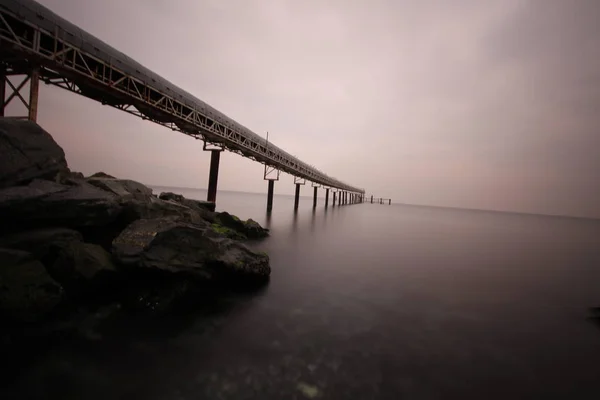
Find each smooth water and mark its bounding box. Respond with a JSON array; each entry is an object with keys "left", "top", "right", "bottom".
[{"left": 4, "top": 187, "right": 600, "bottom": 399}]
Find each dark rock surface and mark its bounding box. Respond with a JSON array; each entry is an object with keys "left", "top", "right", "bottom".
[
  {"left": 0, "top": 118, "right": 69, "bottom": 188},
  {"left": 112, "top": 217, "right": 270, "bottom": 282},
  {"left": 214, "top": 212, "right": 270, "bottom": 239},
  {"left": 0, "top": 179, "right": 122, "bottom": 234},
  {"left": 47, "top": 241, "right": 119, "bottom": 298},
  {"left": 0, "top": 248, "right": 64, "bottom": 322},
  {"left": 159, "top": 191, "right": 216, "bottom": 212},
  {"left": 88, "top": 172, "right": 115, "bottom": 179}
]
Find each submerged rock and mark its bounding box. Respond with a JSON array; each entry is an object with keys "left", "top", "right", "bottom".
[
  {"left": 112, "top": 217, "right": 270, "bottom": 283},
  {"left": 0, "top": 118, "right": 69, "bottom": 188},
  {"left": 0, "top": 248, "right": 64, "bottom": 322}
]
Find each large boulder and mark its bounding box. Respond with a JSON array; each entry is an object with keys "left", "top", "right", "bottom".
[
  {"left": 112, "top": 217, "right": 270, "bottom": 283},
  {"left": 0, "top": 118, "right": 69, "bottom": 188},
  {"left": 213, "top": 212, "right": 269, "bottom": 240},
  {"left": 0, "top": 228, "right": 83, "bottom": 261},
  {"left": 87, "top": 177, "right": 153, "bottom": 202},
  {"left": 244, "top": 219, "right": 269, "bottom": 239},
  {"left": 159, "top": 191, "right": 216, "bottom": 212},
  {"left": 47, "top": 241, "right": 119, "bottom": 298},
  {"left": 0, "top": 179, "right": 122, "bottom": 234},
  {"left": 0, "top": 248, "right": 64, "bottom": 322}
]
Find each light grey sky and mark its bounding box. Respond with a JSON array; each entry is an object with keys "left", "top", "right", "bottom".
[{"left": 9, "top": 0, "right": 600, "bottom": 218}]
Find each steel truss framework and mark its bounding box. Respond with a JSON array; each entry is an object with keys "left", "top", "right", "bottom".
[{"left": 0, "top": 0, "right": 364, "bottom": 194}]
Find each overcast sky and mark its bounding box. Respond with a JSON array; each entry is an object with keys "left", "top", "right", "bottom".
[{"left": 8, "top": 0, "right": 600, "bottom": 218}]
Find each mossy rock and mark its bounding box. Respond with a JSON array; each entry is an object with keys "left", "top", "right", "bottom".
[{"left": 210, "top": 223, "right": 247, "bottom": 240}]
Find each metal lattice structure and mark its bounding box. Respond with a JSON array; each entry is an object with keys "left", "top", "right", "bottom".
[{"left": 0, "top": 0, "right": 364, "bottom": 194}]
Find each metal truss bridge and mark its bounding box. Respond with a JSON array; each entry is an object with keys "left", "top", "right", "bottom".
[{"left": 0, "top": 0, "right": 365, "bottom": 208}]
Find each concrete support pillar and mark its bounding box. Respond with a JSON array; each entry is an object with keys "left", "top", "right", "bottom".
[
  {"left": 206, "top": 150, "right": 221, "bottom": 203},
  {"left": 313, "top": 186, "right": 318, "bottom": 208},
  {"left": 389, "top": 199, "right": 391, "bottom": 205},
  {"left": 28, "top": 67, "right": 39, "bottom": 122},
  {"left": 332, "top": 191, "right": 336, "bottom": 206},
  {"left": 344, "top": 192, "right": 347, "bottom": 205},
  {"left": 371, "top": 195, "right": 373, "bottom": 204},
  {"left": 325, "top": 188, "right": 329, "bottom": 207},
  {"left": 266, "top": 180, "right": 275, "bottom": 212},
  {"left": 294, "top": 183, "right": 300, "bottom": 211}
]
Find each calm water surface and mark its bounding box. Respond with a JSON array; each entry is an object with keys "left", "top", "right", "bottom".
[{"left": 5, "top": 187, "right": 600, "bottom": 399}]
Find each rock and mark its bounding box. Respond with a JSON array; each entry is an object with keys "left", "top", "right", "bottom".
[
  {"left": 214, "top": 212, "right": 269, "bottom": 240},
  {"left": 159, "top": 191, "right": 216, "bottom": 212},
  {"left": 216, "top": 211, "right": 246, "bottom": 232},
  {"left": 0, "top": 179, "right": 122, "bottom": 234},
  {"left": 47, "top": 241, "right": 119, "bottom": 298},
  {"left": 112, "top": 217, "right": 270, "bottom": 283},
  {"left": 87, "top": 177, "right": 153, "bottom": 202},
  {"left": 0, "top": 248, "right": 64, "bottom": 322},
  {"left": 0, "top": 228, "right": 83, "bottom": 261},
  {"left": 210, "top": 222, "right": 247, "bottom": 240},
  {"left": 244, "top": 218, "right": 269, "bottom": 239},
  {"left": 126, "top": 196, "right": 209, "bottom": 226},
  {"left": 0, "top": 118, "right": 69, "bottom": 188},
  {"left": 89, "top": 172, "right": 115, "bottom": 179}
]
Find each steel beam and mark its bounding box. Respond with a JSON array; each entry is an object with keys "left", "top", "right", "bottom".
[{"left": 206, "top": 150, "right": 221, "bottom": 203}]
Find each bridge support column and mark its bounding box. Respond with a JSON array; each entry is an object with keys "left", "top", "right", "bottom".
[
  {"left": 264, "top": 165, "right": 280, "bottom": 212},
  {"left": 313, "top": 186, "right": 318, "bottom": 208},
  {"left": 389, "top": 199, "right": 391, "bottom": 205},
  {"left": 267, "top": 180, "right": 275, "bottom": 212},
  {"left": 294, "top": 183, "right": 301, "bottom": 211},
  {"left": 332, "top": 191, "right": 336, "bottom": 206},
  {"left": 206, "top": 150, "right": 221, "bottom": 204},
  {"left": 371, "top": 195, "right": 373, "bottom": 204},
  {"left": 325, "top": 188, "right": 329, "bottom": 207}
]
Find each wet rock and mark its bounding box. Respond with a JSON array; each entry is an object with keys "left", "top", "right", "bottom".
[
  {"left": 87, "top": 177, "right": 153, "bottom": 202},
  {"left": 159, "top": 191, "right": 216, "bottom": 212},
  {"left": 0, "top": 179, "right": 122, "bottom": 234},
  {"left": 0, "top": 248, "right": 64, "bottom": 322},
  {"left": 89, "top": 172, "right": 115, "bottom": 179},
  {"left": 0, "top": 118, "right": 69, "bottom": 188},
  {"left": 214, "top": 212, "right": 269, "bottom": 240},
  {"left": 47, "top": 241, "right": 119, "bottom": 298},
  {"left": 210, "top": 222, "right": 247, "bottom": 240},
  {"left": 112, "top": 217, "right": 270, "bottom": 283},
  {"left": 244, "top": 218, "right": 269, "bottom": 239},
  {"left": 0, "top": 228, "right": 83, "bottom": 261},
  {"left": 216, "top": 211, "right": 246, "bottom": 232}
]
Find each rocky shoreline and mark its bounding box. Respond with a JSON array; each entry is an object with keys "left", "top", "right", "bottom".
[{"left": 0, "top": 118, "right": 271, "bottom": 346}]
